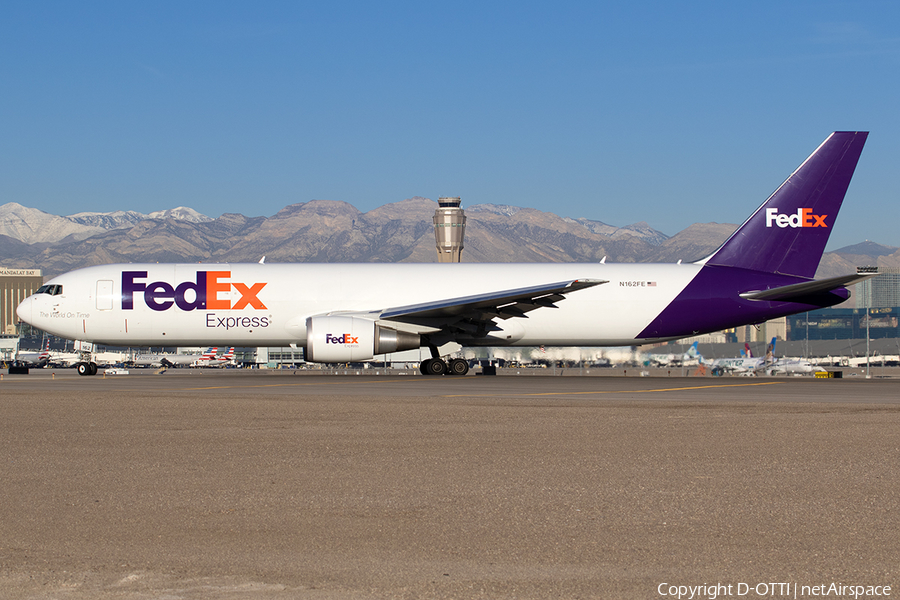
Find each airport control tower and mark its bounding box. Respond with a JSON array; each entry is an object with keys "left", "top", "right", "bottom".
[{"left": 433, "top": 197, "right": 466, "bottom": 263}]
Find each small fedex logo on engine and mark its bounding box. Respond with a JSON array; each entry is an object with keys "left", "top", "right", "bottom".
[
  {"left": 765, "top": 208, "right": 827, "bottom": 228},
  {"left": 122, "top": 271, "right": 267, "bottom": 312},
  {"left": 326, "top": 333, "right": 359, "bottom": 345}
]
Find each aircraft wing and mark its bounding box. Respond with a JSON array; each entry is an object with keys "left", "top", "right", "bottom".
[
  {"left": 378, "top": 279, "right": 606, "bottom": 324},
  {"left": 309, "top": 278, "right": 605, "bottom": 344}
]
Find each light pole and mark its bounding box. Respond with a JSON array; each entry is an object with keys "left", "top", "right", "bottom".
[
  {"left": 857, "top": 266, "right": 878, "bottom": 380},
  {"left": 865, "top": 306, "right": 870, "bottom": 379},
  {"left": 805, "top": 312, "right": 809, "bottom": 359}
]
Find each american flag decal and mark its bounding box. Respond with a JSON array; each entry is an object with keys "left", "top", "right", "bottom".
[{"left": 648, "top": 282, "right": 657, "bottom": 287}]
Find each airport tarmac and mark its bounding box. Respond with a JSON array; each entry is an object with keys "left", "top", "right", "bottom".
[{"left": 1, "top": 370, "right": 898, "bottom": 599}]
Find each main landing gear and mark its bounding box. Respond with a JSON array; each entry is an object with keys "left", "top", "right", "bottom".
[
  {"left": 75, "top": 361, "right": 98, "bottom": 376},
  {"left": 419, "top": 357, "right": 469, "bottom": 376}
]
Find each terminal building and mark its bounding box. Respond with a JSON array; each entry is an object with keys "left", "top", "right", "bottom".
[
  {"left": 1, "top": 268, "right": 43, "bottom": 335},
  {"left": 782, "top": 267, "right": 900, "bottom": 341},
  {"left": 785, "top": 307, "right": 900, "bottom": 341}
]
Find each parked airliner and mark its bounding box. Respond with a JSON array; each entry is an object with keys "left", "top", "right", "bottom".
[
  {"left": 646, "top": 341, "right": 701, "bottom": 367},
  {"left": 130, "top": 347, "right": 218, "bottom": 368},
  {"left": 17, "top": 132, "right": 874, "bottom": 375},
  {"left": 14, "top": 336, "right": 50, "bottom": 367}
]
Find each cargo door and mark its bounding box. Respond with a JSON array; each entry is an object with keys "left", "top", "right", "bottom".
[{"left": 96, "top": 280, "right": 114, "bottom": 310}]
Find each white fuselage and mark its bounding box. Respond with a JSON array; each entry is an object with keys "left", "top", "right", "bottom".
[
  {"left": 131, "top": 353, "right": 204, "bottom": 367},
  {"left": 16, "top": 262, "right": 703, "bottom": 348},
  {"left": 708, "top": 357, "right": 765, "bottom": 373},
  {"left": 768, "top": 358, "right": 825, "bottom": 374}
]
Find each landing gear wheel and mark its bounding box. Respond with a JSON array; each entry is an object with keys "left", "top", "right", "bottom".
[
  {"left": 421, "top": 358, "right": 447, "bottom": 376},
  {"left": 76, "top": 362, "right": 98, "bottom": 376},
  {"left": 448, "top": 358, "right": 469, "bottom": 376}
]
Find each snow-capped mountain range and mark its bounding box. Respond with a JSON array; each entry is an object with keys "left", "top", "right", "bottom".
[{"left": 0, "top": 203, "right": 211, "bottom": 244}]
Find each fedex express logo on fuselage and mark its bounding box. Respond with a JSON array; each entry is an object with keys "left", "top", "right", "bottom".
[
  {"left": 765, "top": 208, "right": 828, "bottom": 228},
  {"left": 122, "top": 271, "right": 267, "bottom": 312}
]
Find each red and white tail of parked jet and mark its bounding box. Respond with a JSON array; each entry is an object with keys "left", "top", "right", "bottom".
[
  {"left": 17, "top": 132, "right": 875, "bottom": 375},
  {"left": 14, "top": 336, "right": 51, "bottom": 367}
]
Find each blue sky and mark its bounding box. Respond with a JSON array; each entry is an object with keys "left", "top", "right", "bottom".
[{"left": 2, "top": 1, "right": 898, "bottom": 249}]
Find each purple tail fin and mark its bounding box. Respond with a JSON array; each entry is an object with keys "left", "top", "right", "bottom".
[{"left": 703, "top": 131, "right": 868, "bottom": 278}]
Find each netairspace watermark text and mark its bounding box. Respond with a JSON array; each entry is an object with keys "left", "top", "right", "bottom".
[{"left": 657, "top": 582, "right": 892, "bottom": 599}]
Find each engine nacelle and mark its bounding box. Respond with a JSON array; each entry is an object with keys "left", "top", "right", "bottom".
[{"left": 304, "top": 316, "right": 421, "bottom": 362}]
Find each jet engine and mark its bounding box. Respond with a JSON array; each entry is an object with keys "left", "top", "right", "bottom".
[{"left": 304, "top": 316, "right": 421, "bottom": 362}]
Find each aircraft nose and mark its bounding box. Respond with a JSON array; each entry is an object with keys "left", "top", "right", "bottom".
[{"left": 16, "top": 295, "right": 32, "bottom": 326}]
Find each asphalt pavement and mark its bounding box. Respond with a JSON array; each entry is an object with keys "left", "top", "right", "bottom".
[{"left": 1, "top": 370, "right": 898, "bottom": 599}]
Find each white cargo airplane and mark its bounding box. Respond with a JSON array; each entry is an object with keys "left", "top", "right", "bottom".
[{"left": 17, "top": 132, "right": 876, "bottom": 376}]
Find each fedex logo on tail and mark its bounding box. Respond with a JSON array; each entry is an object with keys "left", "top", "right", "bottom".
[
  {"left": 122, "top": 271, "right": 267, "bottom": 312},
  {"left": 765, "top": 208, "right": 828, "bottom": 228}
]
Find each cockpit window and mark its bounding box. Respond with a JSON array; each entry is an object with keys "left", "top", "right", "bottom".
[{"left": 36, "top": 284, "right": 63, "bottom": 296}]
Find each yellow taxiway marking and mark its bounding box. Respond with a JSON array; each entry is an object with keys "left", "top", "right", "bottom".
[{"left": 442, "top": 381, "right": 784, "bottom": 397}]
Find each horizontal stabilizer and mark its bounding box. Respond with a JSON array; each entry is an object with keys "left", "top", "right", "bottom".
[{"left": 739, "top": 273, "right": 877, "bottom": 302}]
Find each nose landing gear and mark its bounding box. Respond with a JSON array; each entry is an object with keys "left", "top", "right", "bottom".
[{"left": 74, "top": 341, "right": 98, "bottom": 375}]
